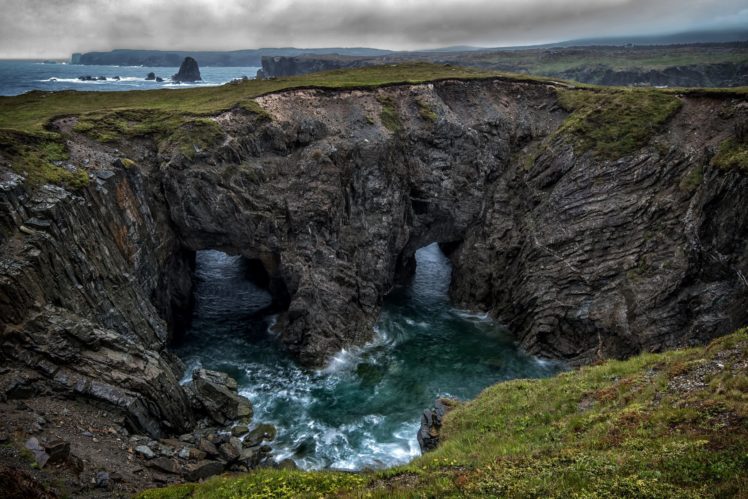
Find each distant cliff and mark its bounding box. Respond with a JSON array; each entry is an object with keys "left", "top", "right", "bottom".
[
  {"left": 258, "top": 42, "right": 748, "bottom": 88},
  {"left": 74, "top": 48, "right": 393, "bottom": 67}
]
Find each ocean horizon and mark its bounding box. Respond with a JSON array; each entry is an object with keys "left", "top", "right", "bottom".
[{"left": 0, "top": 60, "right": 260, "bottom": 96}]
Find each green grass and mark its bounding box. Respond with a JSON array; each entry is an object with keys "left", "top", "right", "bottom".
[
  {"left": 0, "top": 129, "right": 89, "bottom": 188},
  {"left": 0, "top": 63, "right": 505, "bottom": 188},
  {"left": 377, "top": 95, "right": 402, "bottom": 132},
  {"left": 140, "top": 328, "right": 748, "bottom": 498},
  {"left": 712, "top": 138, "right": 748, "bottom": 170},
  {"left": 416, "top": 99, "right": 437, "bottom": 123},
  {"left": 0, "top": 63, "right": 500, "bottom": 135},
  {"left": 555, "top": 88, "right": 682, "bottom": 159}
]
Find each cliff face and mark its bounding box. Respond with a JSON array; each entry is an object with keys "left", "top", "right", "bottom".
[{"left": 1, "top": 78, "right": 746, "bottom": 436}]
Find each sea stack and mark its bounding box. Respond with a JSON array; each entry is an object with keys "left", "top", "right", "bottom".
[{"left": 172, "top": 56, "right": 202, "bottom": 82}]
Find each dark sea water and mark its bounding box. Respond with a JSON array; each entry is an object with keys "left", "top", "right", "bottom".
[
  {"left": 175, "top": 244, "right": 562, "bottom": 470},
  {"left": 0, "top": 60, "right": 260, "bottom": 96}
]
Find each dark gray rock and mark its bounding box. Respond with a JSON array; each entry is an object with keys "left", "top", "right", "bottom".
[
  {"left": 147, "top": 457, "right": 180, "bottom": 474},
  {"left": 191, "top": 369, "right": 252, "bottom": 425},
  {"left": 135, "top": 445, "right": 156, "bottom": 459},
  {"left": 417, "top": 398, "right": 456, "bottom": 453},
  {"left": 95, "top": 471, "right": 110, "bottom": 488},
  {"left": 44, "top": 439, "right": 70, "bottom": 464},
  {"left": 185, "top": 460, "right": 224, "bottom": 482},
  {"left": 245, "top": 424, "right": 276, "bottom": 447},
  {"left": 145, "top": 72, "right": 156, "bottom": 80},
  {"left": 172, "top": 57, "right": 201, "bottom": 82},
  {"left": 197, "top": 438, "right": 218, "bottom": 457}
]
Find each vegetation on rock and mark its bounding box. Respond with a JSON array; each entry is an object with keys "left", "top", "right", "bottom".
[{"left": 555, "top": 88, "right": 682, "bottom": 159}]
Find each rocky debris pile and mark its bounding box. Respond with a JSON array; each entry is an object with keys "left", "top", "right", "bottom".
[
  {"left": 172, "top": 56, "right": 201, "bottom": 82},
  {"left": 127, "top": 420, "right": 285, "bottom": 482},
  {"left": 417, "top": 398, "right": 457, "bottom": 453}
]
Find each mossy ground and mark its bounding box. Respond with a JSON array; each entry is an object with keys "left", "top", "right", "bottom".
[
  {"left": 712, "top": 138, "right": 748, "bottom": 170},
  {"left": 140, "top": 328, "right": 748, "bottom": 498},
  {"left": 555, "top": 88, "right": 682, "bottom": 159}
]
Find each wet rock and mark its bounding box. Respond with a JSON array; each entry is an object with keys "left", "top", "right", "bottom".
[
  {"left": 0, "top": 431, "right": 8, "bottom": 444},
  {"left": 172, "top": 57, "right": 201, "bottom": 82},
  {"left": 277, "top": 458, "right": 298, "bottom": 470},
  {"left": 230, "top": 425, "right": 248, "bottom": 437},
  {"left": 145, "top": 72, "right": 156, "bottom": 80},
  {"left": 185, "top": 460, "right": 224, "bottom": 482},
  {"left": 417, "top": 398, "right": 456, "bottom": 453},
  {"left": 147, "top": 457, "right": 180, "bottom": 474},
  {"left": 191, "top": 369, "right": 253, "bottom": 425},
  {"left": 95, "top": 471, "right": 110, "bottom": 489},
  {"left": 156, "top": 77, "right": 164, "bottom": 83},
  {"left": 44, "top": 439, "right": 70, "bottom": 464},
  {"left": 135, "top": 445, "right": 156, "bottom": 460},
  {"left": 246, "top": 423, "right": 276, "bottom": 446}
]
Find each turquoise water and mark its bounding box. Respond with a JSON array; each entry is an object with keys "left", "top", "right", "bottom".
[
  {"left": 0, "top": 60, "right": 260, "bottom": 96},
  {"left": 175, "top": 244, "right": 561, "bottom": 470}
]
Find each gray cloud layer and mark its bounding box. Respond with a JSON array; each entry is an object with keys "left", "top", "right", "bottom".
[{"left": 1, "top": 0, "right": 746, "bottom": 58}]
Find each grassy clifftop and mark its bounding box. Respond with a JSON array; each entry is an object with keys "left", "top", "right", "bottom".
[{"left": 140, "top": 328, "right": 748, "bottom": 498}]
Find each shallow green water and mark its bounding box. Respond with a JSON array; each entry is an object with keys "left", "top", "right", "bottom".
[{"left": 175, "top": 243, "right": 561, "bottom": 470}]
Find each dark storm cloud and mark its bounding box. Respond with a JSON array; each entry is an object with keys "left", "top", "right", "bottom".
[{"left": 0, "top": 0, "right": 746, "bottom": 58}]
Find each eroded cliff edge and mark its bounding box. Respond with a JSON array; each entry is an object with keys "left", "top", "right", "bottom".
[{"left": 1, "top": 76, "right": 747, "bottom": 438}]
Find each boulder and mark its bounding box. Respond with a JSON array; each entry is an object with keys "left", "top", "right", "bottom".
[
  {"left": 185, "top": 460, "right": 224, "bottom": 482},
  {"left": 172, "top": 57, "right": 201, "bottom": 82},
  {"left": 156, "top": 77, "right": 164, "bottom": 82},
  {"left": 417, "top": 398, "right": 457, "bottom": 453},
  {"left": 218, "top": 442, "right": 240, "bottom": 462},
  {"left": 197, "top": 438, "right": 218, "bottom": 457},
  {"left": 135, "top": 445, "right": 156, "bottom": 459},
  {"left": 145, "top": 72, "right": 156, "bottom": 81},
  {"left": 245, "top": 424, "right": 276, "bottom": 447},
  {"left": 147, "top": 457, "right": 180, "bottom": 474},
  {"left": 43, "top": 439, "right": 70, "bottom": 464},
  {"left": 191, "top": 369, "right": 253, "bottom": 425}
]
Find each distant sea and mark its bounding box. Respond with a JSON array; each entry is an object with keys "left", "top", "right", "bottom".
[{"left": 0, "top": 60, "right": 261, "bottom": 96}]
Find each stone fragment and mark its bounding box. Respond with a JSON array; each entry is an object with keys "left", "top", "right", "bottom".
[
  {"left": 44, "top": 439, "right": 70, "bottom": 464},
  {"left": 135, "top": 445, "right": 156, "bottom": 459},
  {"left": 95, "top": 471, "right": 110, "bottom": 489}
]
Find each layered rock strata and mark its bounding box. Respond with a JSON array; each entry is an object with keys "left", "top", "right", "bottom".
[{"left": 1, "top": 77, "right": 746, "bottom": 438}]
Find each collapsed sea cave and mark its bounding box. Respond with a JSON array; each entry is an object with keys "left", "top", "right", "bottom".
[
  {"left": 1, "top": 76, "right": 746, "bottom": 488},
  {"left": 173, "top": 244, "right": 560, "bottom": 470}
]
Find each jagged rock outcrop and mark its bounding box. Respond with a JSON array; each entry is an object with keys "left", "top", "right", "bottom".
[
  {"left": 172, "top": 57, "right": 201, "bottom": 82},
  {"left": 418, "top": 398, "right": 456, "bottom": 453},
  {"left": 1, "top": 77, "right": 747, "bottom": 438}
]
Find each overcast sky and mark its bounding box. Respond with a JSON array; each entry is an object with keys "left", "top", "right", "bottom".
[{"left": 1, "top": 0, "right": 746, "bottom": 58}]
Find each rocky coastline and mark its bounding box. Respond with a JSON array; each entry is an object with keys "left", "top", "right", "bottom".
[{"left": 1, "top": 76, "right": 746, "bottom": 494}]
